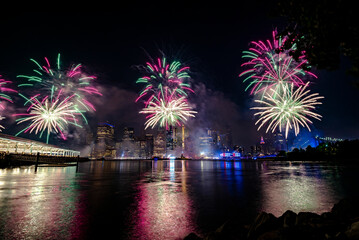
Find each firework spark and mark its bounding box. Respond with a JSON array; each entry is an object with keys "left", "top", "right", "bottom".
[
  {"left": 251, "top": 82, "right": 323, "bottom": 139},
  {"left": 14, "top": 91, "right": 83, "bottom": 143},
  {"left": 240, "top": 30, "right": 317, "bottom": 96},
  {"left": 0, "top": 116, "right": 5, "bottom": 131},
  {"left": 17, "top": 53, "right": 101, "bottom": 112},
  {"left": 136, "top": 56, "right": 194, "bottom": 105},
  {"left": 1, "top": 75, "right": 18, "bottom": 103},
  {"left": 140, "top": 96, "right": 197, "bottom": 130},
  {"left": 0, "top": 75, "right": 18, "bottom": 131}
]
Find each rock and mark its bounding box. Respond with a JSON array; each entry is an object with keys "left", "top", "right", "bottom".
[
  {"left": 247, "top": 212, "right": 280, "bottom": 239},
  {"left": 345, "top": 221, "right": 359, "bottom": 239},
  {"left": 331, "top": 197, "right": 359, "bottom": 221},
  {"left": 281, "top": 210, "right": 297, "bottom": 228},
  {"left": 295, "top": 212, "right": 321, "bottom": 226},
  {"left": 281, "top": 225, "right": 326, "bottom": 240},
  {"left": 257, "top": 230, "right": 280, "bottom": 240},
  {"left": 206, "top": 219, "right": 248, "bottom": 240},
  {"left": 183, "top": 232, "right": 202, "bottom": 240},
  {"left": 321, "top": 212, "right": 332, "bottom": 219}
]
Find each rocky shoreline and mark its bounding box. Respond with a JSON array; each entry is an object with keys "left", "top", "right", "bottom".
[{"left": 184, "top": 198, "right": 359, "bottom": 240}]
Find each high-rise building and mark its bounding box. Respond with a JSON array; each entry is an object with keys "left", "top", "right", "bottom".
[
  {"left": 116, "top": 128, "right": 154, "bottom": 159},
  {"left": 145, "top": 134, "right": 154, "bottom": 159},
  {"left": 123, "top": 127, "right": 134, "bottom": 141},
  {"left": 273, "top": 132, "right": 286, "bottom": 152},
  {"left": 198, "top": 128, "right": 217, "bottom": 158},
  {"left": 118, "top": 127, "right": 135, "bottom": 158},
  {"left": 166, "top": 126, "right": 174, "bottom": 151},
  {"left": 93, "top": 122, "right": 116, "bottom": 159},
  {"left": 153, "top": 130, "right": 166, "bottom": 158}
]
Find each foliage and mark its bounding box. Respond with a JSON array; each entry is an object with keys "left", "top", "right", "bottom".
[
  {"left": 273, "top": 0, "right": 359, "bottom": 80},
  {"left": 287, "top": 139, "right": 359, "bottom": 161}
]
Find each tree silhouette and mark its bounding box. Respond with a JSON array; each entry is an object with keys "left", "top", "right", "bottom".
[{"left": 272, "top": 0, "right": 359, "bottom": 84}]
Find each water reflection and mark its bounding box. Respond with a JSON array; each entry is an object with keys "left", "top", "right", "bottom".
[
  {"left": 0, "top": 167, "right": 87, "bottom": 239},
  {"left": 130, "top": 160, "right": 196, "bottom": 240},
  {"left": 260, "top": 162, "right": 341, "bottom": 216},
  {"left": 0, "top": 160, "right": 356, "bottom": 239}
]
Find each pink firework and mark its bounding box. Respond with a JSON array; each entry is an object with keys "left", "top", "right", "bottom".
[
  {"left": 135, "top": 56, "right": 194, "bottom": 106},
  {"left": 239, "top": 30, "right": 317, "bottom": 96}
]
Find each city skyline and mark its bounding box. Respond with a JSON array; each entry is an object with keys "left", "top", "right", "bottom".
[
  {"left": 0, "top": 8, "right": 358, "bottom": 151},
  {"left": 2, "top": 5, "right": 359, "bottom": 240}
]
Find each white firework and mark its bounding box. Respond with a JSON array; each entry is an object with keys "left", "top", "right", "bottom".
[
  {"left": 140, "top": 96, "right": 197, "bottom": 130},
  {"left": 251, "top": 82, "right": 323, "bottom": 138},
  {"left": 16, "top": 96, "right": 80, "bottom": 142}
]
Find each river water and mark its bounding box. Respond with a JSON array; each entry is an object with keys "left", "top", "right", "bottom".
[{"left": 0, "top": 160, "right": 358, "bottom": 239}]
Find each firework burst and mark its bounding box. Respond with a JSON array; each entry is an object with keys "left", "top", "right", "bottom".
[
  {"left": 0, "top": 75, "right": 18, "bottom": 131},
  {"left": 17, "top": 53, "right": 101, "bottom": 112},
  {"left": 1, "top": 75, "right": 18, "bottom": 103},
  {"left": 14, "top": 91, "right": 84, "bottom": 143},
  {"left": 240, "top": 30, "right": 317, "bottom": 96},
  {"left": 136, "top": 56, "right": 194, "bottom": 105},
  {"left": 140, "top": 96, "right": 197, "bottom": 130},
  {"left": 251, "top": 82, "right": 323, "bottom": 139}
]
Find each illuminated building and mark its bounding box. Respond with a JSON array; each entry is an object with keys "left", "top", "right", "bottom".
[
  {"left": 117, "top": 128, "right": 154, "bottom": 159},
  {"left": 198, "top": 128, "right": 219, "bottom": 158},
  {"left": 273, "top": 132, "right": 286, "bottom": 152},
  {"left": 93, "top": 122, "right": 116, "bottom": 159},
  {"left": 145, "top": 134, "right": 154, "bottom": 159},
  {"left": 257, "top": 136, "right": 271, "bottom": 155},
  {"left": 134, "top": 138, "right": 147, "bottom": 159},
  {"left": 166, "top": 127, "right": 174, "bottom": 151},
  {"left": 153, "top": 130, "right": 166, "bottom": 158},
  {"left": 118, "top": 127, "right": 135, "bottom": 158},
  {"left": 0, "top": 133, "right": 80, "bottom": 156},
  {"left": 123, "top": 127, "right": 134, "bottom": 141}
]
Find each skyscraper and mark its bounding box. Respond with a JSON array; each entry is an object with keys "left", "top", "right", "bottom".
[
  {"left": 93, "top": 122, "right": 116, "bottom": 159},
  {"left": 123, "top": 127, "right": 134, "bottom": 141},
  {"left": 119, "top": 127, "right": 135, "bottom": 158},
  {"left": 153, "top": 130, "right": 166, "bottom": 158}
]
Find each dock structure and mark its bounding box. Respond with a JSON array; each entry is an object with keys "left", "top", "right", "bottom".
[{"left": 0, "top": 133, "right": 80, "bottom": 157}]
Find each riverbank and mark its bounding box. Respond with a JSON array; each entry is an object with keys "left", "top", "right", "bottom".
[
  {"left": 184, "top": 198, "right": 359, "bottom": 240},
  {"left": 0, "top": 153, "right": 88, "bottom": 168}
]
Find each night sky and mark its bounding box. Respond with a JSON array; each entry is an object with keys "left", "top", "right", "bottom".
[{"left": 0, "top": 8, "right": 358, "bottom": 149}]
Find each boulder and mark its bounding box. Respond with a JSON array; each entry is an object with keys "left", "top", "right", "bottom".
[
  {"left": 247, "top": 212, "right": 280, "bottom": 239},
  {"left": 257, "top": 230, "right": 280, "bottom": 240},
  {"left": 295, "top": 212, "right": 321, "bottom": 226},
  {"left": 331, "top": 197, "right": 359, "bottom": 221},
  {"left": 280, "top": 225, "right": 325, "bottom": 240},
  {"left": 183, "top": 232, "right": 202, "bottom": 240},
  {"left": 281, "top": 210, "right": 297, "bottom": 228},
  {"left": 204, "top": 219, "right": 248, "bottom": 240},
  {"left": 345, "top": 221, "right": 359, "bottom": 240}
]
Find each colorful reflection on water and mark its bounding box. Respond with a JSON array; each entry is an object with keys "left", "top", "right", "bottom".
[
  {"left": 129, "top": 160, "right": 196, "bottom": 240},
  {"left": 0, "top": 160, "right": 358, "bottom": 239},
  {"left": 0, "top": 167, "right": 88, "bottom": 239},
  {"left": 259, "top": 162, "right": 344, "bottom": 216}
]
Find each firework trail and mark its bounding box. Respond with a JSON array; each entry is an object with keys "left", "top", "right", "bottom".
[
  {"left": 0, "top": 116, "right": 4, "bottom": 131},
  {"left": 251, "top": 82, "right": 323, "bottom": 139},
  {"left": 14, "top": 90, "right": 85, "bottom": 144},
  {"left": 140, "top": 96, "right": 197, "bottom": 130},
  {"left": 17, "top": 53, "right": 102, "bottom": 112},
  {"left": 0, "top": 75, "right": 18, "bottom": 131},
  {"left": 136, "top": 55, "right": 194, "bottom": 105},
  {"left": 240, "top": 30, "right": 317, "bottom": 96}
]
